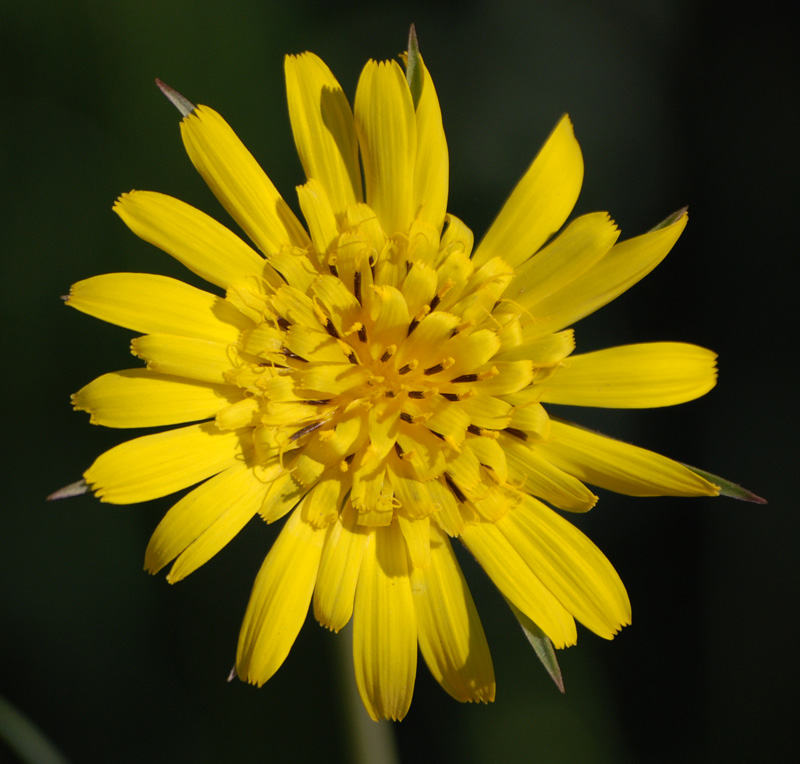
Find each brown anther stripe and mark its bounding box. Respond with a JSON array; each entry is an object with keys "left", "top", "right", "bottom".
[
  {"left": 441, "top": 392, "right": 460, "bottom": 401},
  {"left": 380, "top": 349, "right": 392, "bottom": 362},
  {"left": 344, "top": 453, "right": 355, "bottom": 465},
  {"left": 358, "top": 326, "right": 367, "bottom": 343},
  {"left": 354, "top": 270, "right": 362, "bottom": 303},
  {"left": 329, "top": 264, "right": 338, "bottom": 276},
  {"left": 467, "top": 424, "right": 482, "bottom": 435},
  {"left": 281, "top": 348, "right": 307, "bottom": 363},
  {"left": 424, "top": 363, "right": 444, "bottom": 376},
  {"left": 504, "top": 427, "right": 528, "bottom": 440},
  {"left": 302, "top": 399, "right": 331, "bottom": 406},
  {"left": 429, "top": 429, "right": 445, "bottom": 440},
  {"left": 290, "top": 420, "right": 325, "bottom": 441},
  {"left": 324, "top": 319, "right": 340, "bottom": 339},
  {"left": 398, "top": 364, "right": 413, "bottom": 375},
  {"left": 385, "top": 391, "right": 396, "bottom": 398},
  {"left": 451, "top": 373, "right": 478, "bottom": 383},
  {"left": 408, "top": 391, "right": 425, "bottom": 399},
  {"left": 394, "top": 442, "right": 405, "bottom": 457},
  {"left": 346, "top": 350, "right": 359, "bottom": 364},
  {"left": 444, "top": 472, "right": 467, "bottom": 503},
  {"left": 429, "top": 294, "right": 440, "bottom": 311},
  {"left": 407, "top": 318, "right": 419, "bottom": 336},
  {"left": 277, "top": 317, "right": 290, "bottom": 330},
  {"left": 400, "top": 412, "right": 414, "bottom": 423}
]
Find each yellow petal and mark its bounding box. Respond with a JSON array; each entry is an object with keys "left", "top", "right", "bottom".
[
  {"left": 411, "top": 55, "right": 448, "bottom": 229},
  {"left": 529, "top": 210, "right": 688, "bottom": 335},
  {"left": 353, "top": 521, "right": 417, "bottom": 721},
  {"left": 505, "top": 212, "right": 619, "bottom": 308},
  {"left": 411, "top": 524, "right": 495, "bottom": 703},
  {"left": 397, "top": 513, "right": 430, "bottom": 570},
  {"left": 354, "top": 60, "right": 416, "bottom": 235},
  {"left": 296, "top": 179, "right": 340, "bottom": 259},
  {"left": 285, "top": 53, "right": 362, "bottom": 215},
  {"left": 144, "top": 458, "right": 270, "bottom": 581},
  {"left": 113, "top": 191, "right": 265, "bottom": 289},
  {"left": 503, "top": 435, "right": 597, "bottom": 512},
  {"left": 73, "top": 369, "right": 241, "bottom": 428},
  {"left": 538, "top": 342, "right": 718, "bottom": 408},
  {"left": 180, "top": 105, "right": 310, "bottom": 255},
  {"left": 472, "top": 115, "right": 583, "bottom": 269},
  {"left": 84, "top": 422, "right": 246, "bottom": 504},
  {"left": 314, "top": 502, "right": 369, "bottom": 632},
  {"left": 460, "top": 521, "right": 577, "bottom": 648},
  {"left": 236, "top": 507, "right": 326, "bottom": 685},
  {"left": 67, "top": 273, "right": 251, "bottom": 343},
  {"left": 497, "top": 497, "right": 631, "bottom": 639},
  {"left": 131, "top": 334, "right": 235, "bottom": 384},
  {"left": 539, "top": 420, "right": 720, "bottom": 497}
]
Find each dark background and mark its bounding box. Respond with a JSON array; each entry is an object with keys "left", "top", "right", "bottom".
[{"left": 2, "top": 1, "right": 796, "bottom": 762}]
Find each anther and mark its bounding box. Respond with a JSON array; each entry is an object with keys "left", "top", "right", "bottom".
[
  {"left": 281, "top": 348, "right": 307, "bottom": 363},
  {"left": 444, "top": 472, "right": 468, "bottom": 503},
  {"left": 441, "top": 392, "right": 460, "bottom": 401},
  {"left": 424, "top": 363, "right": 444, "bottom": 376},
  {"left": 504, "top": 427, "right": 528, "bottom": 441},
  {"left": 290, "top": 420, "right": 325, "bottom": 442},
  {"left": 450, "top": 373, "right": 478, "bottom": 383},
  {"left": 354, "top": 270, "right": 362, "bottom": 304},
  {"left": 324, "top": 319, "right": 341, "bottom": 339},
  {"left": 407, "top": 391, "right": 425, "bottom": 399},
  {"left": 277, "top": 317, "right": 290, "bottom": 331},
  {"left": 400, "top": 412, "right": 414, "bottom": 424}
]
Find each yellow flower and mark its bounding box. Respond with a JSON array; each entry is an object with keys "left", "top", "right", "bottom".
[{"left": 66, "top": 44, "right": 722, "bottom": 721}]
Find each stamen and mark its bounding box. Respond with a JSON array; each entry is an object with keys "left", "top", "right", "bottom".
[
  {"left": 451, "top": 373, "right": 478, "bottom": 383},
  {"left": 281, "top": 348, "right": 307, "bottom": 363},
  {"left": 398, "top": 361, "right": 417, "bottom": 375},
  {"left": 324, "top": 319, "right": 341, "bottom": 339},
  {"left": 290, "top": 420, "right": 326, "bottom": 442},
  {"left": 400, "top": 412, "right": 414, "bottom": 424},
  {"left": 444, "top": 472, "right": 468, "bottom": 504},
  {"left": 358, "top": 325, "right": 367, "bottom": 343},
  {"left": 302, "top": 399, "right": 332, "bottom": 406},
  {"left": 424, "top": 363, "right": 444, "bottom": 376},
  {"left": 407, "top": 318, "right": 420, "bottom": 336},
  {"left": 354, "top": 270, "right": 362, "bottom": 304},
  {"left": 277, "top": 317, "right": 290, "bottom": 331},
  {"left": 504, "top": 427, "right": 528, "bottom": 441},
  {"left": 441, "top": 392, "right": 460, "bottom": 401},
  {"left": 467, "top": 424, "right": 482, "bottom": 436},
  {"left": 429, "top": 294, "right": 441, "bottom": 311},
  {"left": 394, "top": 442, "right": 404, "bottom": 458},
  {"left": 380, "top": 345, "right": 396, "bottom": 363},
  {"left": 407, "top": 391, "right": 425, "bottom": 399}
]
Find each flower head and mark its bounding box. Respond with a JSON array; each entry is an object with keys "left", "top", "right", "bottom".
[{"left": 65, "top": 37, "right": 725, "bottom": 720}]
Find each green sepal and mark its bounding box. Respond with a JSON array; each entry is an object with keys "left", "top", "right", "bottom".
[
  {"left": 156, "top": 79, "right": 196, "bottom": 118},
  {"left": 682, "top": 464, "right": 767, "bottom": 504},
  {"left": 405, "top": 24, "right": 423, "bottom": 110},
  {"left": 649, "top": 207, "right": 688, "bottom": 231},
  {"left": 506, "top": 598, "right": 565, "bottom": 693}
]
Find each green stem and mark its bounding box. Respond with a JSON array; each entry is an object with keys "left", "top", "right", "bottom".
[{"left": 334, "top": 623, "right": 400, "bottom": 764}]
